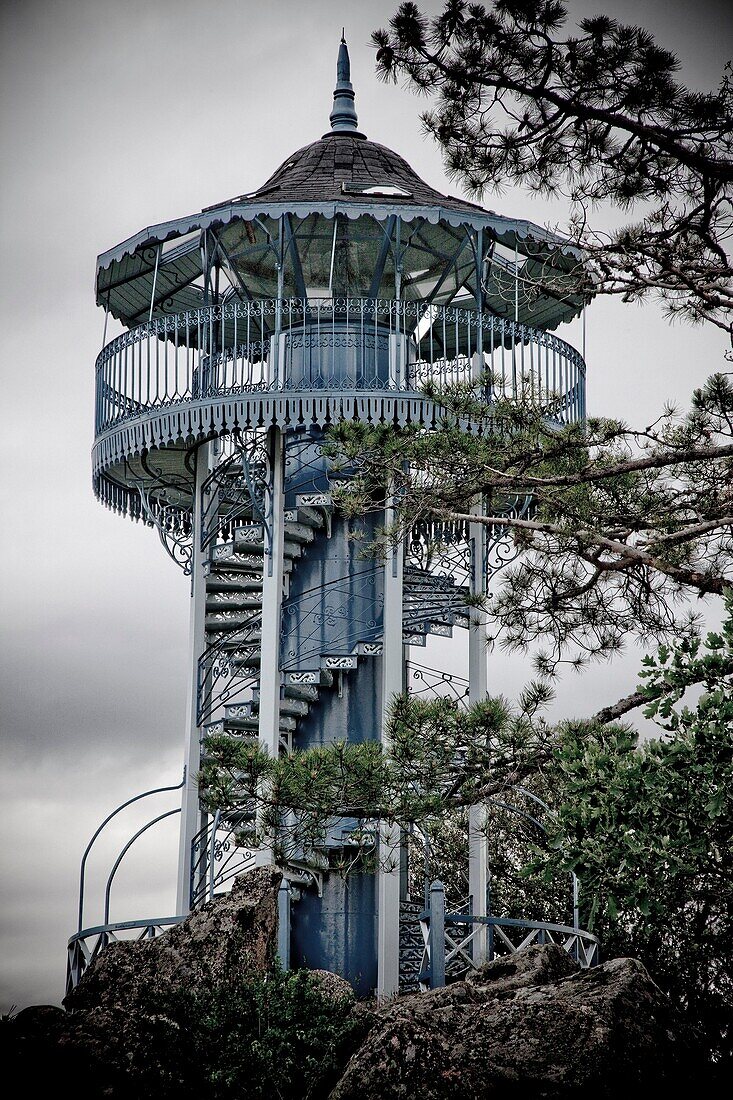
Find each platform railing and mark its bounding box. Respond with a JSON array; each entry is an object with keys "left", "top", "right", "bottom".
[
  {"left": 417, "top": 880, "right": 599, "bottom": 991},
  {"left": 68, "top": 777, "right": 185, "bottom": 997},
  {"left": 189, "top": 811, "right": 257, "bottom": 910},
  {"left": 95, "top": 298, "right": 586, "bottom": 437},
  {"left": 66, "top": 917, "right": 185, "bottom": 997}
]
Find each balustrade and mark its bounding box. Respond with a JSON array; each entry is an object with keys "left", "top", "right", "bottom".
[{"left": 95, "top": 298, "right": 586, "bottom": 437}]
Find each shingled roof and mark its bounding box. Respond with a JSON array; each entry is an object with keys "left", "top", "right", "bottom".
[
  {"left": 96, "top": 38, "right": 587, "bottom": 330},
  {"left": 233, "top": 130, "right": 487, "bottom": 219}
]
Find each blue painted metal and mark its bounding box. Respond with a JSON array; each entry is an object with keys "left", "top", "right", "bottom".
[
  {"left": 328, "top": 36, "right": 363, "bottom": 136},
  {"left": 77, "top": 776, "right": 184, "bottom": 933},
  {"left": 290, "top": 872, "right": 377, "bottom": 997},
  {"left": 277, "top": 880, "right": 291, "bottom": 970},
  {"left": 418, "top": 882, "right": 600, "bottom": 990},
  {"left": 277, "top": 430, "right": 381, "bottom": 983},
  {"left": 428, "top": 881, "right": 446, "bottom": 989},
  {"left": 81, "top": 40, "right": 593, "bottom": 1001}
]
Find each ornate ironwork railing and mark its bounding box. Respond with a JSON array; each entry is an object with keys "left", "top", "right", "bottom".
[
  {"left": 95, "top": 298, "right": 586, "bottom": 437},
  {"left": 415, "top": 880, "right": 599, "bottom": 991},
  {"left": 68, "top": 777, "right": 186, "bottom": 996},
  {"left": 189, "top": 810, "right": 257, "bottom": 909},
  {"left": 75, "top": 777, "right": 184, "bottom": 935}
]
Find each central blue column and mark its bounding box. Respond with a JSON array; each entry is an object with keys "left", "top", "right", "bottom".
[{"left": 281, "top": 429, "right": 383, "bottom": 994}]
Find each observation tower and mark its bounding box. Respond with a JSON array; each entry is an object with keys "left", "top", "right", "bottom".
[{"left": 69, "top": 39, "right": 595, "bottom": 998}]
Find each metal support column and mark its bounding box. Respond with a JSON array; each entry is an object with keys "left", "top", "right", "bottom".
[
  {"left": 277, "top": 879, "right": 291, "bottom": 970},
  {"left": 377, "top": 488, "right": 403, "bottom": 998},
  {"left": 468, "top": 499, "right": 489, "bottom": 964},
  {"left": 428, "top": 880, "right": 446, "bottom": 989},
  {"left": 176, "top": 440, "right": 214, "bottom": 915},
  {"left": 256, "top": 426, "right": 286, "bottom": 864}
]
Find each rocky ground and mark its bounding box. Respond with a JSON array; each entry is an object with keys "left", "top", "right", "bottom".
[{"left": 3, "top": 869, "right": 701, "bottom": 1098}]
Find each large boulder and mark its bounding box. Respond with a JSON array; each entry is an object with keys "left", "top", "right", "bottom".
[
  {"left": 66, "top": 865, "right": 282, "bottom": 1013},
  {"left": 4, "top": 868, "right": 283, "bottom": 1098},
  {"left": 4, "top": 889, "right": 702, "bottom": 1098},
  {"left": 329, "top": 944, "right": 692, "bottom": 1099}
]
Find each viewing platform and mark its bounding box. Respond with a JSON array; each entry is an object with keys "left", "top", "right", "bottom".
[{"left": 93, "top": 296, "right": 586, "bottom": 514}]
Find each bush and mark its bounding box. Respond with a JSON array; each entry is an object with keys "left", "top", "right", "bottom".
[{"left": 137, "top": 965, "right": 362, "bottom": 1100}]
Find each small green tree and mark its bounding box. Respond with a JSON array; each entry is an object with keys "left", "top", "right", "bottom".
[
  {"left": 111, "top": 966, "right": 361, "bottom": 1100},
  {"left": 537, "top": 598, "right": 733, "bottom": 1069}
]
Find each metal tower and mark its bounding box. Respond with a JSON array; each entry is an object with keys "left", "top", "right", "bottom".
[{"left": 69, "top": 40, "right": 590, "bottom": 998}]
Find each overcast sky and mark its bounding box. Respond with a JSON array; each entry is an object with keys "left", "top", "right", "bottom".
[{"left": 1, "top": 0, "right": 730, "bottom": 1010}]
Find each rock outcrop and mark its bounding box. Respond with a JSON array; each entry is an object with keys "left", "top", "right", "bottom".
[
  {"left": 4, "top": 868, "right": 283, "bottom": 1099},
  {"left": 329, "top": 944, "right": 691, "bottom": 1099},
  {"left": 4, "top": 873, "right": 700, "bottom": 1098},
  {"left": 66, "top": 865, "right": 281, "bottom": 1013}
]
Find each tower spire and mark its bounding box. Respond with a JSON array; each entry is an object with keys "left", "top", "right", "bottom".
[{"left": 328, "top": 33, "right": 364, "bottom": 137}]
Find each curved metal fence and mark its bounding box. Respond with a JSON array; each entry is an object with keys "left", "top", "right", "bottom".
[
  {"left": 416, "top": 880, "right": 599, "bottom": 991},
  {"left": 66, "top": 917, "right": 185, "bottom": 997},
  {"left": 95, "top": 298, "right": 586, "bottom": 437}
]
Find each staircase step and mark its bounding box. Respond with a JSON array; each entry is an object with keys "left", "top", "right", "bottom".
[
  {"left": 284, "top": 682, "right": 319, "bottom": 703},
  {"left": 213, "top": 631, "right": 262, "bottom": 652},
  {"left": 252, "top": 691, "right": 310, "bottom": 718},
  {"left": 321, "top": 655, "right": 358, "bottom": 671},
  {"left": 352, "top": 641, "right": 383, "bottom": 657},
  {"left": 232, "top": 524, "right": 265, "bottom": 546},
  {"left": 207, "top": 550, "right": 294, "bottom": 575},
  {"left": 232, "top": 528, "right": 304, "bottom": 559},
  {"left": 284, "top": 506, "right": 327, "bottom": 529},
  {"left": 295, "top": 492, "right": 333, "bottom": 510},
  {"left": 227, "top": 647, "right": 261, "bottom": 668},
  {"left": 284, "top": 670, "right": 334, "bottom": 688},
  {"left": 209, "top": 708, "right": 298, "bottom": 735},
  {"left": 402, "top": 631, "right": 427, "bottom": 647},
  {"left": 278, "top": 696, "right": 311, "bottom": 718},
  {"left": 205, "top": 571, "right": 263, "bottom": 592},
  {"left": 282, "top": 519, "right": 317, "bottom": 544},
  {"left": 202, "top": 722, "right": 258, "bottom": 746},
  {"left": 206, "top": 592, "right": 263, "bottom": 611},
  {"left": 206, "top": 609, "right": 261, "bottom": 632}
]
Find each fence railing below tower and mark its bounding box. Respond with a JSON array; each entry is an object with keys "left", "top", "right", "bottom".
[
  {"left": 67, "top": 777, "right": 186, "bottom": 996},
  {"left": 415, "top": 880, "right": 599, "bottom": 991}
]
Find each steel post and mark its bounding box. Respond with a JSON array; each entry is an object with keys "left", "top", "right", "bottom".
[
  {"left": 428, "top": 880, "right": 446, "bottom": 989},
  {"left": 256, "top": 427, "right": 285, "bottom": 864},
  {"left": 468, "top": 499, "right": 489, "bottom": 964},
  {"left": 176, "top": 440, "right": 214, "bottom": 915},
  {"left": 377, "top": 488, "right": 403, "bottom": 998},
  {"left": 277, "top": 879, "right": 291, "bottom": 970}
]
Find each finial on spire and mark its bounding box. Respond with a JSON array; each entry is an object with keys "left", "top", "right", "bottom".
[{"left": 328, "top": 33, "right": 364, "bottom": 137}]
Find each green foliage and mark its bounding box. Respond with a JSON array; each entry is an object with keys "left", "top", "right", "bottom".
[
  {"left": 328, "top": 375, "right": 733, "bottom": 677},
  {"left": 123, "top": 965, "right": 362, "bottom": 1100},
  {"left": 200, "top": 689, "right": 556, "bottom": 867},
  {"left": 202, "top": 614, "right": 733, "bottom": 1067},
  {"left": 373, "top": 1, "right": 733, "bottom": 337},
  {"left": 537, "top": 608, "right": 733, "bottom": 1067}
]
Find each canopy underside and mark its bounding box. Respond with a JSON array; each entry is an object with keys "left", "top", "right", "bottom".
[{"left": 98, "top": 204, "right": 586, "bottom": 335}]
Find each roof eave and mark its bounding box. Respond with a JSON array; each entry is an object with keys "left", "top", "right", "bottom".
[{"left": 96, "top": 198, "right": 583, "bottom": 281}]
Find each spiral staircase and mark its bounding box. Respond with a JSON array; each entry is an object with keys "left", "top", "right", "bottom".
[{"left": 195, "top": 440, "right": 472, "bottom": 890}]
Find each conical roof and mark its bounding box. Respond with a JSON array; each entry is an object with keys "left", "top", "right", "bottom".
[
  {"left": 236, "top": 131, "right": 486, "bottom": 219},
  {"left": 96, "top": 38, "right": 586, "bottom": 330},
  {"left": 234, "top": 34, "right": 484, "bottom": 218}
]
